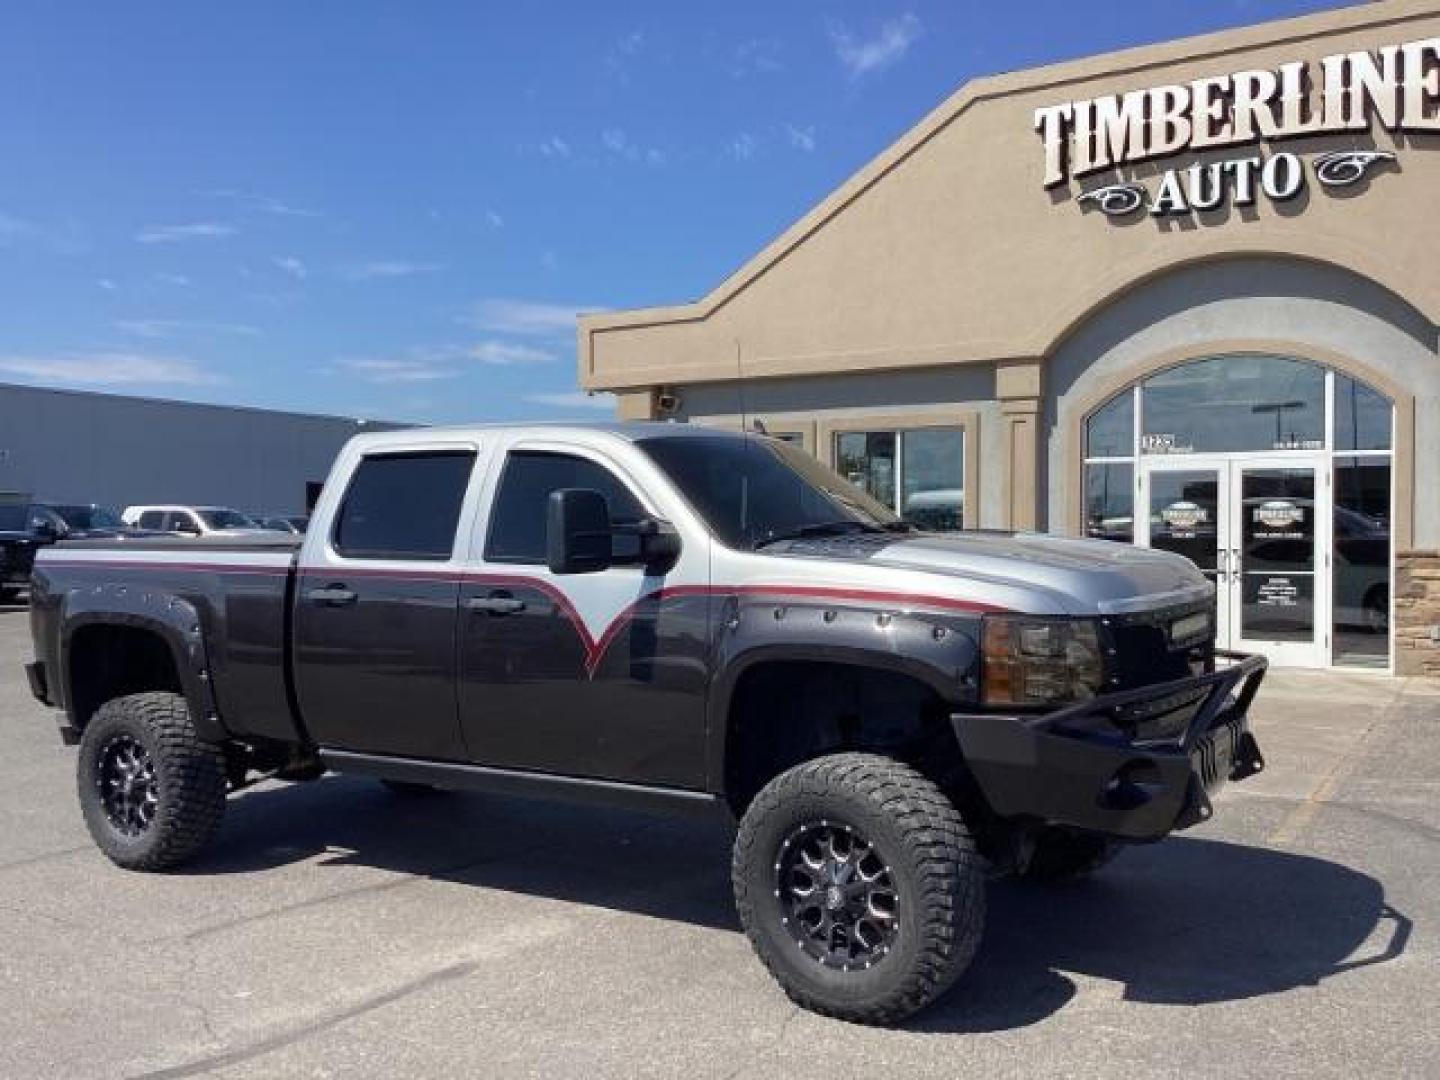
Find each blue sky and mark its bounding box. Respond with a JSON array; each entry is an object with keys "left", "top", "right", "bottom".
[{"left": 0, "top": 0, "right": 1346, "bottom": 424}]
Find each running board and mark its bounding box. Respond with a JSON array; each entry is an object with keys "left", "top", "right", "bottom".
[{"left": 319, "top": 750, "right": 730, "bottom": 821}]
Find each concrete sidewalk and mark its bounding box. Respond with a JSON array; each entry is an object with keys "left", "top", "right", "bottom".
[{"left": 1, "top": 611, "right": 1436, "bottom": 1079}]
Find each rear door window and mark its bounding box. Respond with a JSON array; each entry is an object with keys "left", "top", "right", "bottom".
[
  {"left": 484, "top": 450, "right": 644, "bottom": 564},
  {"left": 137, "top": 511, "right": 165, "bottom": 530},
  {"left": 332, "top": 451, "right": 476, "bottom": 560}
]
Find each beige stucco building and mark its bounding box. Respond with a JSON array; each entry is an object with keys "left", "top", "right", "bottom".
[{"left": 578, "top": 0, "right": 1440, "bottom": 674}]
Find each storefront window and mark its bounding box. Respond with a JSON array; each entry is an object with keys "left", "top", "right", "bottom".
[
  {"left": 1333, "top": 457, "right": 1391, "bottom": 666},
  {"left": 835, "top": 427, "right": 964, "bottom": 531},
  {"left": 1085, "top": 391, "right": 1133, "bottom": 458},
  {"left": 1333, "top": 374, "right": 1393, "bottom": 452},
  {"left": 1083, "top": 462, "right": 1133, "bottom": 543},
  {"left": 1142, "top": 355, "right": 1325, "bottom": 454}
]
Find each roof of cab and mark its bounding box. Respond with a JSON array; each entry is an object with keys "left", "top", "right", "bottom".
[{"left": 343, "top": 420, "right": 748, "bottom": 449}]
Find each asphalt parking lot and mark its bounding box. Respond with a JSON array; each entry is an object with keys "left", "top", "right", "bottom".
[{"left": 2, "top": 605, "right": 1437, "bottom": 1079}]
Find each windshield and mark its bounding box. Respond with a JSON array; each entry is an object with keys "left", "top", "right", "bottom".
[
  {"left": 638, "top": 433, "right": 901, "bottom": 550},
  {"left": 198, "top": 509, "right": 258, "bottom": 530},
  {"left": 0, "top": 505, "right": 27, "bottom": 531},
  {"left": 53, "top": 505, "right": 123, "bottom": 529}
]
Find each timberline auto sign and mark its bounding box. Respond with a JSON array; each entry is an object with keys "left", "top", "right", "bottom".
[{"left": 1035, "top": 36, "right": 1440, "bottom": 217}]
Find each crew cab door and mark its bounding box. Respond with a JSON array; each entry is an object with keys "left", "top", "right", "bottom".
[
  {"left": 458, "top": 441, "right": 711, "bottom": 788},
  {"left": 293, "top": 445, "right": 483, "bottom": 760}
]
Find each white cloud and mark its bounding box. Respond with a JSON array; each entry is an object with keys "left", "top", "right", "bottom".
[
  {"left": 731, "top": 38, "right": 783, "bottom": 78},
  {"left": 154, "top": 273, "right": 192, "bottom": 287},
  {"left": 829, "top": 14, "right": 922, "bottom": 77},
  {"left": 0, "top": 352, "right": 218, "bottom": 386},
  {"left": 463, "top": 297, "right": 601, "bottom": 337},
  {"left": 469, "top": 341, "right": 555, "bottom": 365},
  {"left": 0, "top": 213, "right": 33, "bottom": 242},
  {"left": 601, "top": 128, "right": 666, "bottom": 166},
  {"left": 135, "top": 221, "right": 236, "bottom": 244},
  {"left": 115, "top": 319, "right": 262, "bottom": 339},
  {"left": 97, "top": 278, "right": 117, "bottom": 291},
  {"left": 273, "top": 255, "right": 307, "bottom": 280},
  {"left": 485, "top": 209, "right": 504, "bottom": 228},
  {"left": 341, "top": 260, "right": 442, "bottom": 280},
  {"left": 786, "top": 123, "right": 817, "bottom": 152},
  {"left": 727, "top": 132, "right": 759, "bottom": 161},
  {"left": 524, "top": 391, "right": 615, "bottom": 411},
  {"left": 538, "top": 136, "right": 572, "bottom": 159},
  {"left": 335, "top": 357, "right": 460, "bottom": 384},
  {"left": 205, "top": 189, "right": 320, "bottom": 217}
]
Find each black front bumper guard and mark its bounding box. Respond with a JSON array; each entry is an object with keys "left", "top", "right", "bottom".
[{"left": 954, "top": 651, "right": 1268, "bottom": 841}]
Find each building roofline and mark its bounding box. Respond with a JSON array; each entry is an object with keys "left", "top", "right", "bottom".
[
  {"left": 579, "top": 0, "right": 1423, "bottom": 348},
  {"left": 0, "top": 378, "right": 403, "bottom": 428}
]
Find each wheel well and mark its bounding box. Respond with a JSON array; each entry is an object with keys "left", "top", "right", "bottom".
[
  {"left": 723, "top": 661, "right": 960, "bottom": 815},
  {"left": 68, "top": 624, "right": 184, "bottom": 730}
]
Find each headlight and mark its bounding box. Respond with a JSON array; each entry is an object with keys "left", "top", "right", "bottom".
[{"left": 981, "top": 615, "right": 1104, "bottom": 707}]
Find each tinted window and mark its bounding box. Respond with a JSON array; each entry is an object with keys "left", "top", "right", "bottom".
[
  {"left": 0, "top": 505, "right": 26, "bottom": 530},
  {"left": 640, "top": 434, "right": 899, "bottom": 550},
  {"left": 333, "top": 451, "right": 475, "bottom": 560},
  {"left": 1085, "top": 392, "right": 1133, "bottom": 458},
  {"left": 1142, "top": 355, "right": 1325, "bottom": 454},
  {"left": 138, "top": 511, "right": 165, "bottom": 530},
  {"left": 1333, "top": 374, "right": 1392, "bottom": 452},
  {"left": 485, "top": 451, "right": 644, "bottom": 564},
  {"left": 198, "top": 509, "right": 258, "bottom": 530}
]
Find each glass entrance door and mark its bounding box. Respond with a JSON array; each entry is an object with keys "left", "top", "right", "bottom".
[
  {"left": 1232, "top": 461, "right": 1326, "bottom": 667},
  {"left": 1140, "top": 457, "right": 1328, "bottom": 667},
  {"left": 1141, "top": 463, "right": 1229, "bottom": 644}
]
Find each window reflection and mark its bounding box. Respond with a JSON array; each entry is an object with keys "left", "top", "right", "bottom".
[
  {"left": 1333, "top": 375, "right": 1393, "bottom": 452},
  {"left": 1142, "top": 356, "right": 1325, "bottom": 454},
  {"left": 1083, "top": 462, "right": 1133, "bottom": 543},
  {"left": 835, "top": 427, "right": 964, "bottom": 531},
  {"left": 1333, "top": 457, "right": 1390, "bottom": 666},
  {"left": 1085, "top": 392, "right": 1133, "bottom": 458}
]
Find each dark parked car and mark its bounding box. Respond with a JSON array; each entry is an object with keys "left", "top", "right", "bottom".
[
  {"left": 0, "top": 503, "right": 62, "bottom": 601},
  {"left": 43, "top": 504, "right": 165, "bottom": 540},
  {"left": 255, "top": 514, "right": 309, "bottom": 535}
]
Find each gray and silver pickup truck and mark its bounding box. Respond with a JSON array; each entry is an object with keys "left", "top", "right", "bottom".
[{"left": 25, "top": 422, "right": 1266, "bottom": 1024}]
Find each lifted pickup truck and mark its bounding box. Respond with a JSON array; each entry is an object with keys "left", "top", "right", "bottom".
[{"left": 26, "top": 423, "right": 1266, "bottom": 1024}]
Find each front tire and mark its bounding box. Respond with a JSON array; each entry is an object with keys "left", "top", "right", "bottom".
[
  {"left": 77, "top": 692, "right": 227, "bottom": 871},
  {"left": 732, "top": 753, "right": 985, "bottom": 1025}
]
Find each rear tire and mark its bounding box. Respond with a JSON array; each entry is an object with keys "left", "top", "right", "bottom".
[
  {"left": 77, "top": 692, "right": 227, "bottom": 871},
  {"left": 732, "top": 752, "right": 985, "bottom": 1025},
  {"left": 1016, "top": 828, "right": 1121, "bottom": 883}
]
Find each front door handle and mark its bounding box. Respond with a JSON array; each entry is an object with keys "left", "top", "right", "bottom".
[
  {"left": 466, "top": 591, "right": 526, "bottom": 615},
  {"left": 305, "top": 585, "right": 358, "bottom": 607}
]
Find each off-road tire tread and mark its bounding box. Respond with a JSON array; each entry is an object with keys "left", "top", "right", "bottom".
[
  {"left": 78, "top": 692, "right": 226, "bottom": 871},
  {"left": 733, "top": 752, "right": 985, "bottom": 1025}
]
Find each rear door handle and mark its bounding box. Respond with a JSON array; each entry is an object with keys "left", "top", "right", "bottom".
[
  {"left": 466, "top": 593, "right": 526, "bottom": 615},
  {"left": 305, "top": 585, "right": 358, "bottom": 607}
]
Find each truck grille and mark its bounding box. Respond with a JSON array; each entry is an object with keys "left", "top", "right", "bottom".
[{"left": 1100, "top": 601, "right": 1216, "bottom": 742}]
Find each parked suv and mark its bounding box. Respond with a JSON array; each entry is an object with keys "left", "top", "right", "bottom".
[{"left": 120, "top": 505, "right": 283, "bottom": 538}]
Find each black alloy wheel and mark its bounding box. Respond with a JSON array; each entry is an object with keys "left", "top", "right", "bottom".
[
  {"left": 776, "top": 820, "right": 900, "bottom": 971},
  {"left": 97, "top": 735, "right": 158, "bottom": 837},
  {"left": 77, "top": 692, "right": 227, "bottom": 871}
]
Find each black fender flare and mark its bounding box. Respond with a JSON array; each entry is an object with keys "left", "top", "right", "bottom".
[
  {"left": 702, "top": 599, "right": 982, "bottom": 792},
  {"left": 58, "top": 587, "right": 227, "bottom": 743}
]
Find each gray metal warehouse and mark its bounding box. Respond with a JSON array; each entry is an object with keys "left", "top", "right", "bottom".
[{"left": 0, "top": 382, "right": 395, "bottom": 515}]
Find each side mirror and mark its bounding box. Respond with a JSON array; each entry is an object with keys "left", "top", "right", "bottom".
[
  {"left": 547, "top": 489, "right": 613, "bottom": 574},
  {"left": 31, "top": 518, "right": 60, "bottom": 540},
  {"left": 175, "top": 522, "right": 201, "bottom": 536}
]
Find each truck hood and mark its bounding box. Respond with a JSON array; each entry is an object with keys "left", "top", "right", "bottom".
[{"left": 807, "top": 531, "right": 1212, "bottom": 616}]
